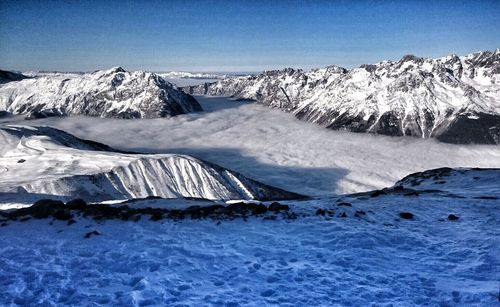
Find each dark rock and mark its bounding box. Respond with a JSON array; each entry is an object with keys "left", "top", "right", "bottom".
[
  {"left": 150, "top": 212, "right": 163, "bottom": 221},
  {"left": 370, "top": 190, "right": 386, "bottom": 198},
  {"left": 6, "top": 197, "right": 298, "bottom": 223},
  {"left": 447, "top": 214, "right": 459, "bottom": 221},
  {"left": 30, "top": 199, "right": 65, "bottom": 219},
  {"left": 355, "top": 210, "right": 366, "bottom": 215},
  {"left": 84, "top": 230, "right": 100, "bottom": 239},
  {"left": 226, "top": 202, "right": 253, "bottom": 215},
  {"left": 316, "top": 209, "right": 334, "bottom": 217},
  {"left": 168, "top": 210, "right": 186, "bottom": 220},
  {"left": 399, "top": 212, "right": 414, "bottom": 220},
  {"left": 476, "top": 196, "right": 498, "bottom": 200},
  {"left": 53, "top": 209, "right": 72, "bottom": 221},
  {"left": 20, "top": 216, "right": 31, "bottom": 222},
  {"left": 268, "top": 202, "right": 289, "bottom": 211},
  {"left": 404, "top": 191, "right": 419, "bottom": 196},
  {"left": 208, "top": 205, "right": 229, "bottom": 218},
  {"left": 17, "top": 159, "right": 26, "bottom": 163},
  {"left": 340, "top": 212, "right": 347, "bottom": 218},
  {"left": 252, "top": 203, "right": 268, "bottom": 215},
  {"left": 223, "top": 202, "right": 268, "bottom": 216},
  {"left": 316, "top": 208, "right": 326, "bottom": 216},
  {"left": 337, "top": 202, "right": 352, "bottom": 207},
  {"left": 66, "top": 198, "right": 87, "bottom": 210}
]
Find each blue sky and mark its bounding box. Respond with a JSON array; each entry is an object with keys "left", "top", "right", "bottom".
[{"left": 1, "top": 0, "right": 499, "bottom": 72}]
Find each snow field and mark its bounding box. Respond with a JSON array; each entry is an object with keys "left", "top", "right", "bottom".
[{"left": 0, "top": 194, "right": 498, "bottom": 306}]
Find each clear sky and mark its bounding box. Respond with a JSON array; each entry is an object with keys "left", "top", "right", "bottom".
[{"left": 1, "top": 0, "right": 499, "bottom": 72}]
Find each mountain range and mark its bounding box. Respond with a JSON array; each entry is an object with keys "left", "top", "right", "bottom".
[{"left": 185, "top": 50, "right": 500, "bottom": 144}]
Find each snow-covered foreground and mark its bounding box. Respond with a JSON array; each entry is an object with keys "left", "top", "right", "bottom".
[
  {"left": 1, "top": 191, "right": 499, "bottom": 306},
  {"left": 6, "top": 96, "right": 500, "bottom": 196}
]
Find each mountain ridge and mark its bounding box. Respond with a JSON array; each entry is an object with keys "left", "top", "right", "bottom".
[
  {"left": 0, "top": 67, "right": 202, "bottom": 119},
  {"left": 184, "top": 50, "right": 500, "bottom": 144},
  {"left": 0, "top": 125, "right": 304, "bottom": 204}
]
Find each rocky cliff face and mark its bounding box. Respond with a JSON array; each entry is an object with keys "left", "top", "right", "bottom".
[
  {"left": 185, "top": 50, "right": 500, "bottom": 144},
  {"left": 0, "top": 67, "right": 202, "bottom": 119}
]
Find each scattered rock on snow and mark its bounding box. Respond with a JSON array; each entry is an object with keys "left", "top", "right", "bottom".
[
  {"left": 337, "top": 202, "right": 352, "bottom": 207},
  {"left": 52, "top": 208, "right": 72, "bottom": 221},
  {"left": 268, "top": 202, "right": 289, "bottom": 212},
  {"left": 66, "top": 199, "right": 88, "bottom": 210},
  {"left": 3, "top": 198, "right": 298, "bottom": 224},
  {"left": 26, "top": 199, "right": 65, "bottom": 219},
  {"left": 316, "top": 208, "right": 335, "bottom": 217},
  {"left": 370, "top": 190, "right": 387, "bottom": 198},
  {"left": 399, "top": 212, "right": 414, "bottom": 220},
  {"left": 84, "top": 230, "right": 100, "bottom": 239}
]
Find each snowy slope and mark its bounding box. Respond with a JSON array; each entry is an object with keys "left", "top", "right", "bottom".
[
  {"left": 0, "top": 168, "right": 498, "bottom": 306},
  {"left": 0, "top": 67, "right": 202, "bottom": 119},
  {"left": 0, "top": 125, "right": 302, "bottom": 207},
  {"left": 395, "top": 167, "right": 500, "bottom": 198},
  {"left": 185, "top": 50, "right": 500, "bottom": 144}
]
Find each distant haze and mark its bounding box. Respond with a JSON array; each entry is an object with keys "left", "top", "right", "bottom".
[{"left": 0, "top": 0, "right": 499, "bottom": 72}]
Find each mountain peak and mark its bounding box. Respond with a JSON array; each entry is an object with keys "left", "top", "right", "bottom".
[
  {"left": 108, "top": 66, "right": 126, "bottom": 73},
  {"left": 0, "top": 68, "right": 203, "bottom": 119},
  {"left": 399, "top": 54, "right": 423, "bottom": 63}
]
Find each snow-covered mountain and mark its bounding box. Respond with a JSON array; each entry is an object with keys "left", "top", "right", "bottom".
[
  {"left": 0, "top": 67, "right": 202, "bottom": 119},
  {"left": 185, "top": 50, "right": 500, "bottom": 144},
  {"left": 0, "top": 125, "right": 303, "bottom": 206}
]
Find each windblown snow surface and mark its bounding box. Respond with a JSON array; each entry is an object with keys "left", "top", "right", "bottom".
[
  {"left": 5, "top": 95, "right": 500, "bottom": 196},
  {"left": 0, "top": 169, "right": 499, "bottom": 306}
]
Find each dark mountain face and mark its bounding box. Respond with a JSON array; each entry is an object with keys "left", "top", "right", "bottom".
[{"left": 0, "top": 70, "right": 30, "bottom": 84}]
